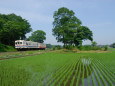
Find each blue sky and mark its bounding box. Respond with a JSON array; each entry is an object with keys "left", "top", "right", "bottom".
[{"left": 0, "top": 0, "right": 115, "bottom": 45}]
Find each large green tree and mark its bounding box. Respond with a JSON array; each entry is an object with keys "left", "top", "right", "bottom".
[
  {"left": 52, "top": 7, "right": 81, "bottom": 47},
  {"left": 52, "top": 7, "right": 93, "bottom": 47},
  {"left": 74, "top": 26, "right": 93, "bottom": 46},
  {"left": 0, "top": 13, "right": 32, "bottom": 45},
  {"left": 29, "top": 30, "right": 46, "bottom": 43}
]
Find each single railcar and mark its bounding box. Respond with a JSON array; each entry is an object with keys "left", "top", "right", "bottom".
[{"left": 15, "top": 40, "right": 46, "bottom": 50}]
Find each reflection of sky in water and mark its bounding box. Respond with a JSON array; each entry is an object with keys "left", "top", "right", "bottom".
[
  {"left": 82, "top": 58, "right": 92, "bottom": 65},
  {"left": 26, "top": 57, "right": 113, "bottom": 86}
]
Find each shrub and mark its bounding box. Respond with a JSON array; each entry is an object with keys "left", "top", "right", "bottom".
[
  {"left": 65, "top": 45, "right": 73, "bottom": 50},
  {"left": 57, "top": 45, "right": 61, "bottom": 50},
  {"left": 104, "top": 46, "right": 108, "bottom": 51},
  {"left": 0, "top": 43, "right": 17, "bottom": 52},
  {"left": 78, "top": 44, "right": 83, "bottom": 50},
  {"left": 80, "top": 45, "right": 102, "bottom": 51},
  {"left": 52, "top": 46, "right": 56, "bottom": 50}
]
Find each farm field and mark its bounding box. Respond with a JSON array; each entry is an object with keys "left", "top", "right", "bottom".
[{"left": 0, "top": 50, "right": 115, "bottom": 86}]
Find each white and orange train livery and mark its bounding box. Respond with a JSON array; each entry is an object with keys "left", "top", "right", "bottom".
[{"left": 15, "top": 40, "right": 46, "bottom": 50}]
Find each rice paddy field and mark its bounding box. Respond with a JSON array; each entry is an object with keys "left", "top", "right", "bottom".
[{"left": 0, "top": 49, "right": 115, "bottom": 86}]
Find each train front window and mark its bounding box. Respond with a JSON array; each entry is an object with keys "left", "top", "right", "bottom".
[{"left": 15, "top": 42, "right": 22, "bottom": 45}]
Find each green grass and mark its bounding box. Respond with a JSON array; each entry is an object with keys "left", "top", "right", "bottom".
[
  {"left": 0, "top": 50, "right": 45, "bottom": 59},
  {"left": 0, "top": 51, "right": 115, "bottom": 86},
  {"left": 108, "top": 48, "right": 115, "bottom": 51}
]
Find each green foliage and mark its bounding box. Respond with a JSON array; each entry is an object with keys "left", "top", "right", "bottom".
[
  {"left": 65, "top": 45, "right": 74, "bottom": 50},
  {"left": 0, "top": 13, "right": 32, "bottom": 45},
  {"left": 0, "top": 43, "right": 17, "bottom": 52},
  {"left": 74, "top": 26, "right": 93, "bottom": 46},
  {"left": 81, "top": 45, "right": 102, "bottom": 51},
  {"left": 29, "top": 30, "right": 46, "bottom": 43},
  {"left": 53, "top": 46, "right": 56, "bottom": 50},
  {"left": 46, "top": 44, "right": 53, "bottom": 48},
  {"left": 78, "top": 44, "right": 83, "bottom": 50},
  {"left": 57, "top": 45, "right": 61, "bottom": 50},
  {"left": 104, "top": 46, "right": 108, "bottom": 51},
  {"left": 52, "top": 7, "right": 93, "bottom": 47},
  {"left": 91, "top": 41, "right": 97, "bottom": 47},
  {"left": 52, "top": 7, "right": 81, "bottom": 46}
]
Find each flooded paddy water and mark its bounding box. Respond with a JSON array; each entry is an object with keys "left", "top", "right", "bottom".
[
  {"left": 1, "top": 55, "right": 114, "bottom": 86},
  {"left": 36, "top": 57, "right": 114, "bottom": 86}
]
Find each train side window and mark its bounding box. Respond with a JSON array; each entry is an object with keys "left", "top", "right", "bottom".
[{"left": 20, "top": 42, "right": 22, "bottom": 44}]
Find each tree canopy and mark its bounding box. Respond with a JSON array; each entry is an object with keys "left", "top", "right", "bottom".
[
  {"left": 0, "top": 13, "right": 32, "bottom": 45},
  {"left": 74, "top": 26, "right": 93, "bottom": 46},
  {"left": 52, "top": 7, "right": 93, "bottom": 47},
  {"left": 29, "top": 30, "right": 46, "bottom": 43}
]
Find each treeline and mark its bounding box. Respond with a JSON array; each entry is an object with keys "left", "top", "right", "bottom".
[
  {"left": 0, "top": 7, "right": 93, "bottom": 48},
  {"left": 0, "top": 13, "right": 46, "bottom": 46},
  {"left": 46, "top": 42, "right": 109, "bottom": 51},
  {"left": 0, "top": 7, "right": 114, "bottom": 50},
  {"left": 0, "top": 13, "right": 32, "bottom": 45}
]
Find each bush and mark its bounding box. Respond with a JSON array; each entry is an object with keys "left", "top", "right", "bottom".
[
  {"left": 57, "top": 45, "right": 61, "bottom": 50},
  {"left": 65, "top": 45, "right": 73, "bottom": 50},
  {"left": 78, "top": 45, "right": 83, "bottom": 50},
  {"left": 0, "top": 43, "right": 17, "bottom": 52},
  {"left": 80, "top": 45, "right": 102, "bottom": 51},
  {"left": 52, "top": 46, "right": 56, "bottom": 50},
  {"left": 104, "top": 46, "right": 108, "bottom": 51}
]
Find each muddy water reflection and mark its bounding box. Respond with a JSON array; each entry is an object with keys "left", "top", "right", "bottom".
[
  {"left": 65, "top": 58, "right": 93, "bottom": 86},
  {"left": 79, "top": 58, "right": 92, "bottom": 86},
  {"left": 42, "top": 58, "right": 103, "bottom": 86}
]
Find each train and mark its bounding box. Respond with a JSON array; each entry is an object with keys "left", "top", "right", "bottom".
[{"left": 15, "top": 40, "right": 46, "bottom": 50}]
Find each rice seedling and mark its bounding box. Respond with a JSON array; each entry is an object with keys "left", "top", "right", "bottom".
[
  {"left": 76, "top": 61, "right": 81, "bottom": 86},
  {"left": 87, "top": 62, "right": 96, "bottom": 86},
  {"left": 94, "top": 58, "right": 115, "bottom": 82},
  {"left": 94, "top": 60, "right": 113, "bottom": 86},
  {"left": 93, "top": 62, "right": 107, "bottom": 86},
  {"left": 90, "top": 63, "right": 102, "bottom": 86},
  {"left": 0, "top": 52, "right": 115, "bottom": 86}
]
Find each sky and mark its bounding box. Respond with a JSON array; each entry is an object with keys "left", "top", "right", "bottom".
[{"left": 0, "top": 0, "right": 115, "bottom": 45}]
